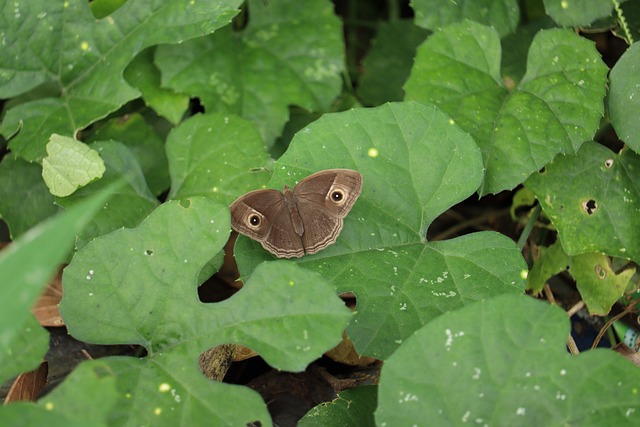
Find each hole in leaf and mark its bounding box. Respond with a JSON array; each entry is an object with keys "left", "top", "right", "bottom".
[
  {"left": 144, "top": 249, "right": 153, "bottom": 256},
  {"left": 604, "top": 158, "right": 614, "bottom": 168},
  {"left": 582, "top": 199, "right": 597, "bottom": 215},
  {"left": 595, "top": 264, "right": 606, "bottom": 280}
]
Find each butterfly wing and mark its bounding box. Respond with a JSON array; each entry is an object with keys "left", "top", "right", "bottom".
[
  {"left": 293, "top": 169, "right": 363, "bottom": 255},
  {"left": 229, "top": 189, "right": 305, "bottom": 258}
]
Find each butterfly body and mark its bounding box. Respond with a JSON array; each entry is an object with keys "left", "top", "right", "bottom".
[{"left": 230, "top": 169, "right": 363, "bottom": 258}]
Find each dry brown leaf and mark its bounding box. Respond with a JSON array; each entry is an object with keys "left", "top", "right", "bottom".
[{"left": 4, "top": 362, "right": 48, "bottom": 403}]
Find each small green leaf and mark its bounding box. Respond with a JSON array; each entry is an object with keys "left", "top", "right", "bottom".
[
  {"left": 0, "top": 360, "right": 118, "bottom": 427},
  {"left": 156, "top": 0, "right": 344, "bottom": 145},
  {"left": 609, "top": 42, "right": 640, "bottom": 153},
  {"left": 526, "top": 142, "right": 640, "bottom": 263},
  {"left": 0, "top": 156, "right": 59, "bottom": 239},
  {"left": 41, "top": 135, "right": 106, "bottom": 197},
  {"left": 124, "top": 48, "right": 189, "bottom": 126},
  {"left": 543, "top": 0, "right": 614, "bottom": 26},
  {"left": 405, "top": 21, "right": 608, "bottom": 195},
  {"left": 412, "top": 0, "right": 520, "bottom": 37},
  {"left": 572, "top": 253, "right": 635, "bottom": 315},
  {"left": 376, "top": 294, "right": 640, "bottom": 426},
  {"left": 299, "top": 386, "right": 377, "bottom": 426},
  {"left": 526, "top": 240, "right": 571, "bottom": 294},
  {"left": 528, "top": 240, "right": 635, "bottom": 315},
  {"left": 167, "top": 113, "right": 271, "bottom": 203},
  {"left": 0, "top": 183, "right": 117, "bottom": 383}
]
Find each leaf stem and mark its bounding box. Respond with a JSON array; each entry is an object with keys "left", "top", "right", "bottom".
[{"left": 517, "top": 204, "right": 541, "bottom": 251}]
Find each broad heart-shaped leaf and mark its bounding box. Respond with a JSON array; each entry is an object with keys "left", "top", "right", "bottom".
[
  {"left": 155, "top": 0, "right": 344, "bottom": 146},
  {"left": 56, "top": 140, "right": 159, "bottom": 250},
  {"left": 0, "top": 156, "right": 59, "bottom": 239},
  {"left": 609, "top": 42, "right": 640, "bottom": 153},
  {"left": 543, "top": 0, "right": 614, "bottom": 26},
  {"left": 412, "top": 0, "right": 520, "bottom": 37},
  {"left": 376, "top": 294, "right": 640, "bottom": 426},
  {"left": 235, "top": 102, "right": 527, "bottom": 359},
  {"left": 41, "top": 134, "right": 106, "bottom": 197},
  {"left": 0, "top": 360, "right": 118, "bottom": 427},
  {"left": 299, "top": 385, "right": 377, "bottom": 426},
  {"left": 404, "top": 21, "right": 608, "bottom": 195},
  {"left": 526, "top": 141, "right": 640, "bottom": 264},
  {"left": 61, "top": 198, "right": 351, "bottom": 425},
  {"left": 0, "top": 184, "right": 116, "bottom": 384},
  {"left": 0, "top": 0, "right": 242, "bottom": 161},
  {"left": 166, "top": 112, "right": 271, "bottom": 203}
]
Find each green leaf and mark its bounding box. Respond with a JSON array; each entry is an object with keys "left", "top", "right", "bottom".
[
  {"left": 0, "top": 360, "right": 118, "bottom": 427},
  {"left": 156, "top": 0, "right": 344, "bottom": 145},
  {"left": 526, "top": 142, "right": 640, "bottom": 263},
  {"left": 526, "top": 240, "right": 570, "bottom": 294},
  {"left": 609, "top": 42, "right": 640, "bottom": 153},
  {"left": 572, "top": 253, "right": 635, "bottom": 315},
  {"left": 55, "top": 140, "right": 159, "bottom": 249},
  {"left": 124, "top": 48, "right": 189, "bottom": 126},
  {"left": 0, "top": 316, "right": 49, "bottom": 388},
  {"left": 0, "top": 0, "right": 242, "bottom": 161},
  {"left": 404, "top": 21, "right": 608, "bottom": 195},
  {"left": 84, "top": 113, "right": 170, "bottom": 196},
  {"left": 0, "top": 156, "right": 59, "bottom": 239},
  {"left": 61, "top": 199, "right": 351, "bottom": 424},
  {"left": 299, "top": 386, "right": 377, "bottom": 426},
  {"left": 527, "top": 240, "right": 634, "bottom": 315},
  {"left": 235, "top": 102, "right": 527, "bottom": 359},
  {"left": 412, "top": 0, "right": 520, "bottom": 37},
  {"left": 543, "top": 0, "right": 614, "bottom": 26},
  {"left": 41, "top": 135, "right": 106, "bottom": 197},
  {"left": 0, "top": 183, "right": 117, "bottom": 383},
  {"left": 376, "top": 294, "right": 640, "bottom": 426},
  {"left": 167, "top": 112, "right": 272, "bottom": 203},
  {"left": 356, "top": 20, "right": 429, "bottom": 105}
]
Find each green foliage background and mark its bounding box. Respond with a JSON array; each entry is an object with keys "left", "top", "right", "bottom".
[{"left": 1, "top": 0, "right": 640, "bottom": 425}]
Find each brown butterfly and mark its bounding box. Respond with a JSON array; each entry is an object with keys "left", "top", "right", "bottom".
[{"left": 230, "top": 169, "right": 363, "bottom": 258}]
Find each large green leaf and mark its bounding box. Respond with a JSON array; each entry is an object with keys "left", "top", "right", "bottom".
[
  {"left": 234, "top": 102, "right": 527, "bottom": 359},
  {"left": 526, "top": 141, "right": 640, "bottom": 264},
  {"left": 412, "top": 0, "right": 520, "bottom": 37},
  {"left": 155, "top": 0, "right": 344, "bottom": 146},
  {"left": 609, "top": 42, "right": 640, "bottom": 153},
  {"left": 405, "top": 21, "right": 608, "bottom": 195},
  {"left": 0, "top": 0, "right": 242, "bottom": 161},
  {"left": 60, "top": 198, "right": 351, "bottom": 424},
  {"left": 376, "top": 294, "right": 640, "bottom": 426},
  {"left": 0, "top": 184, "right": 117, "bottom": 383}
]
